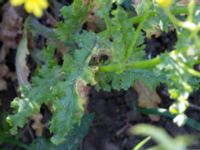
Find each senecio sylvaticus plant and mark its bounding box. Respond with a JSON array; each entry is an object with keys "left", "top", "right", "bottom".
[{"left": 7, "top": 0, "right": 200, "bottom": 145}]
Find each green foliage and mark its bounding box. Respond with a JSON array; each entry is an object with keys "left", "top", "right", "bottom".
[
  {"left": 93, "top": 1, "right": 154, "bottom": 91},
  {"left": 95, "top": 69, "right": 165, "bottom": 91},
  {"left": 133, "top": 136, "right": 151, "bottom": 150},
  {"left": 25, "top": 17, "right": 56, "bottom": 40},
  {"left": 7, "top": 31, "right": 96, "bottom": 144},
  {"left": 101, "top": 7, "right": 145, "bottom": 63},
  {"left": 133, "top": 0, "right": 171, "bottom": 38},
  {"left": 0, "top": 114, "right": 27, "bottom": 149},
  {"left": 7, "top": 0, "right": 200, "bottom": 147},
  {"left": 55, "top": 0, "right": 89, "bottom": 41}
]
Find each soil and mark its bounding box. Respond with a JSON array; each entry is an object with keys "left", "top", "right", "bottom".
[{"left": 80, "top": 86, "right": 200, "bottom": 150}]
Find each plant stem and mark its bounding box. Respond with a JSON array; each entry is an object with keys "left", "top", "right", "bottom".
[
  {"left": 130, "top": 6, "right": 200, "bottom": 25},
  {"left": 125, "top": 0, "right": 150, "bottom": 60},
  {"left": 165, "top": 9, "right": 186, "bottom": 28},
  {"left": 165, "top": 7, "right": 199, "bottom": 31},
  {"left": 130, "top": 11, "right": 155, "bottom": 24},
  {"left": 99, "top": 56, "right": 161, "bottom": 72},
  {"left": 187, "top": 0, "right": 195, "bottom": 22},
  {"left": 126, "top": 56, "right": 161, "bottom": 69}
]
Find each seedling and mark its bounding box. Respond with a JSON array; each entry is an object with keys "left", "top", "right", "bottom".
[{"left": 7, "top": 0, "right": 200, "bottom": 145}]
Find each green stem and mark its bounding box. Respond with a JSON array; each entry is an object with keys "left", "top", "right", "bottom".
[
  {"left": 133, "top": 136, "right": 151, "bottom": 150},
  {"left": 126, "top": 56, "right": 161, "bottom": 69},
  {"left": 99, "top": 56, "right": 161, "bottom": 72},
  {"left": 165, "top": 8, "right": 186, "bottom": 28},
  {"left": 125, "top": 0, "right": 150, "bottom": 60},
  {"left": 165, "top": 7, "right": 198, "bottom": 31},
  {"left": 130, "top": 6, "right": 200, "bottom": 25},
  {"left": 177, "top": 60, "right": 200, "bottom": 77},
  {"left": 104, "top": 13, "right": 112, "bottom": 36},
  {"left": 130, "top": 11, "right": 155, "bottom": 24},
  {"left": 187, "top": 0, "right": 195, "bottom": 22}
]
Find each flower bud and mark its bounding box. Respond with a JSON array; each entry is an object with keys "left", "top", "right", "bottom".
[{"left": 156, "top": 0, "right": 173, "bottom": 8}]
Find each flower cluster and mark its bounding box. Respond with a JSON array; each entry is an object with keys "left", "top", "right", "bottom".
[{"left": 10, "top": 0, "right": 48, "bottom": 17}]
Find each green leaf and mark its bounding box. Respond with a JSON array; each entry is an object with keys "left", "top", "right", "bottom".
[
  {"left": 8, "top": 31, "right": 97, "bottom": 144},
  {"left": 133, "top": 136, "right": 151, "bottom": 150},
  {"left": 95, "top": 69, "right": 165, "bottom": 91},
  {"left": 55, "top": 0, "right": 89, "bottom": 41},
  {"left": 134, "top": 0, "right": 171, "bottom": 38},
  {"left": 0, "top": 114, "right": 28, "bottom": 149},
  {"left": 98, "top": 6, "right": 145, "bottom": 64},
  {"left": 25, "top": 16, "right": 56, "bottom": 40}
]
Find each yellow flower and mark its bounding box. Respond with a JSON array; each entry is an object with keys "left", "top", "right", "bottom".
[
  {"left": 10, "top": 0, "right": 48, "bottom": 17},
  {"left": 156, "top": 0, "right": 173, "bottom": 8},
  {"left": 10, "top": 0, "right": 24, "bottom": 6}
]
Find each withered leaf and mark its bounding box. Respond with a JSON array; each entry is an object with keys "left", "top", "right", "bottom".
[
  {"left": 31, "top": 113, "right": 44, "bottom": 136},
  {"left": 0, "top": 4, "right": 23, "bottom": 49},
  {"left": 133, "top": 80, "right": 161, "bottom": 121}
]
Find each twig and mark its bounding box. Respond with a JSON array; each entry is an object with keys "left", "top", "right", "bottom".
[
  {"left": 44, "top": 11, "right": 57, "bottom": 27},
  {"left": 189, "top": 103, "right": 200, "bottom": 111},
  {"left": 27, "top": 124, "right": 35, "bottom": 141},
  {"left": 116, "top": 123, "right": 130, "bottom": 136}
]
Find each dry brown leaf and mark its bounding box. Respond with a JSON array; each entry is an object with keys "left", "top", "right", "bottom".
[
  {"left": 82, "top": 0, "right": 89, "bottom": 5},
  {"left": 31, "top": 113, "right": 44, "bottom": 136},
  {"left": 6, "top": 72, "right": 16, "bottom": 81},
  {"left": 85, "top": 14, "right": 105, "bottom": 32},
  {"left": 0, "top": 63, "right": 8, "bottom": 91},
  {"left": 76, "top": 80, "right": 90, "bottom": 113},
  {"left": 55, "top": 42, "right": 69, "bottom": 63},
  {"left": 0, "top": 46, "right": 7, "bottom": 63},
  {"left": 0, "top": 64, "right": 9, "bottom": 77},
  {"left": 84, "top": 0, "right": 105, "bottom": 32},
  {"left": 0, "top": 3, "right": 23, "bottom": 49},
  {"left": 0, "top": 79, "right": 7, "bottom": 91},
  {"left": 133, "top": 80, "right": 161, "bottom": 121}
]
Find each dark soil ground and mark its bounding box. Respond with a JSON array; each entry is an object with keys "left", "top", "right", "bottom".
[{"left": 81, "top": 86, "right": 200, "bottom": 150}]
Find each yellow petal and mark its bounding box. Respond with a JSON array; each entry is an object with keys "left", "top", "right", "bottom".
[
  {"left": 37, "top": 0, "right": 48, "bottom": 9},
  {"left": 25, "top": 0, "right": 47, "bottom": 17},
  {"left": 10, "top": 0, "right": 25, "bottom": 6},
  {"left": 156, "top": 0, "right": 173, "bottom": 8},
  {"left": 32, "top": 5, "right": 43, "bottom": 17},
  {"left": 24, "top": 1, "right": 33, "bottom": 13}
]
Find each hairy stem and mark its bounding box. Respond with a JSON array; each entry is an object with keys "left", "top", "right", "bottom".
[
  {"left": 187, "top": 0, "right": 195, "bottom": 22},
  {"left": 130, "top": 6, "right": 200, "bottom": 25},
  {"left": 99, "top": 56, "right": 161, "bottom": 72},
  {"left": 125, "top": 0, "right": 150, "bottom": 60}
]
